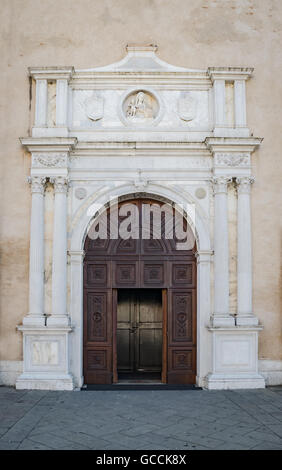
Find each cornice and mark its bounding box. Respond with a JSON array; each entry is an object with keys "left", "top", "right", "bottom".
[
  {"left": 207, "top": 67, "right": 254, "bottom": 82},
  {"left": 69, "top": 72, "right": 211, "bottom": 90},
  {"left": 71, "top": 141, "right": 211, "bottom": 158},
  {"left": 29, "top": 66, "right": 74, "bottom": 81},
  {"left": 20, "top": 137, "right": 77, "bottom": 153},
  {"left": 205, "top": 137, "right": 263, "bottom": 154}
]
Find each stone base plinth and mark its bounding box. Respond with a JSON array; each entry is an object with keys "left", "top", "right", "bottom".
[
  {"left": 206, "top": 325, "right": 265, "bottom": 390},
  {"left": 16, "top": 325, "right": 74, "bottom": 391}
]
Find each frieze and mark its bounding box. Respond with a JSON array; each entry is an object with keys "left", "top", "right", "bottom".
[
  {"left": 32, "top": 153, "right": 68, "bottom": 168},
  {"left": 215, "top": 153, "right": 250, "bottom": 167}
]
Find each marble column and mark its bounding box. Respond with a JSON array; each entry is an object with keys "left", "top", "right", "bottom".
[
  {"left": 236, "top": 176, "right": 258, "bottom": 325},
  {"left": 212, "top": 176, "right": 234, "bottom": 326},
  {"left": 23, "top": 176, "right": 46, "bottom": 326},
  {"left": 48, "top": 176, "right": 69, "bottom": 326}
]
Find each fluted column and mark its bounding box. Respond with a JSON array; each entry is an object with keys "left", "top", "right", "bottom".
[
  {"left": 212, "top": 176, "right": 234, "bottom": 326},
  {"left": 48, "top": 176, "right": 69, "bottom": 326},
  {"left": 236, "top": 177, "right": 258, "bottom": 325},
  {"left": 23, "top": 176, "right": 46, "bottom": 326}
]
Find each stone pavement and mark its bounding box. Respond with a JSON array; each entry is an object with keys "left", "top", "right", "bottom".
[{"left": 0, "top": 386, "right": 282, "bottom": 450}]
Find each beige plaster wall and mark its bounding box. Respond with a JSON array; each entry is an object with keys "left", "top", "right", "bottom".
[{"left": 0, "top": 0, "right": 281, "bottom": 361}]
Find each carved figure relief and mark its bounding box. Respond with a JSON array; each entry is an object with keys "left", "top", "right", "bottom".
[
  {"left": 123, "top": 90, "right": 159, "bottom": 123},
  {"left": 177, "top": 92, "right": 197, "bottom": 121}
]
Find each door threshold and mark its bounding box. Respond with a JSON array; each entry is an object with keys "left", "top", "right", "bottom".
[{"left": 82, "top": 383, "right": 201, "bottom": 391}]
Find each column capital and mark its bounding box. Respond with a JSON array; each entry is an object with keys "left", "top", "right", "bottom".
[
  {"left": 236, "top": 176, "right": 255, "bottom": 194},
  {"left": 212, "top": 176, "right": 232, "bottom": 194},
  {"left": 50, "top": 176, "right": 69, "bottom": 194},
  {"left": 195, "top": 250, "right": 213, "bottom": 264},
  {"left": 27, "top": 176, "right": 47, "bottom": 194}
]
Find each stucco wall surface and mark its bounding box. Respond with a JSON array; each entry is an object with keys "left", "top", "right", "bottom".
[{"left": 0, "top": 0, "right": 281, "bottom": 362}]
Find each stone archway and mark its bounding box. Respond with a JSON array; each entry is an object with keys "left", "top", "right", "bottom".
[{"left": 83, "top": 197, "right": 197, "bottom": 384}]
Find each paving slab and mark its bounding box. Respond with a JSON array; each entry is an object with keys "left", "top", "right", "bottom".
[{"left": 0, "top": 386, "right": 282, "bottom": 450}]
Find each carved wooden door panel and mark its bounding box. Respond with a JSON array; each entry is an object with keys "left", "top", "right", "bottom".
[
  {"left": 83, "top": 261, "right": 113, "bottom": 384},
  {"left": 167, "top": 258, "right": 197, "bottom": 384}
]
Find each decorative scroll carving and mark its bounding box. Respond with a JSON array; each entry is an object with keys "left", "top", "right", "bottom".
[
  {"left": 32, "top": 153, "right": 68, "bottom": 168},
  {"left": 215, "top": 153, "right": 250, "bottom": 167},
  {"left": 236, "top": 176, "right": 255, "bottom": 194},
  {"left": 177, "top": 92, "right": 197, "bottom": 121},
  {"left": 172, "top": 292, "right": 192, "bottom": 342},
  {"left": 87, "top": 293, "right": 107, "bottom": 342},
  {"left": 27, "top": 176, "right": 47, "bottom": 194}
]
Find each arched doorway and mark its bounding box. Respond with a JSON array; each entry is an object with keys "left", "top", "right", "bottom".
[{"left": 83, "top": 197, "right": 197, "bottom": 384}]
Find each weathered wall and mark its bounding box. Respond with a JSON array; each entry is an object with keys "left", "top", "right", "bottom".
[{"left": 0, "top": 0, "right": 281, "bottom": 362}]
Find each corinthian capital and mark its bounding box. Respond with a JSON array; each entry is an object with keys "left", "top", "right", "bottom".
[
  {"left": 236, "top": 176, "right": 255, "bottom": 194},
  {"left": 212, "top": 176, "right": 232, "bottom": 194},
  {"left": 50, "top": 176, "right": 69, "bottom": 194},
  {"left": 27, "top": 176, "right": 46, "bottom": 194}
]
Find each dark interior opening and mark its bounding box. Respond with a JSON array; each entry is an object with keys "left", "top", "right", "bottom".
[{"left": 117, "top": 289, "right": 163, "bottom": 382}]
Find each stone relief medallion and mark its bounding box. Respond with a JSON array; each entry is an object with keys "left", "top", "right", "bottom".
[
  {"left": 195, "top": 187, "right": 207, "bottom": 199},
  {"left": 123, "top": 90, "right": 159, "bottom": 124},
  {"left": 177, "top": 92, "right": 197, "bottom": 121},
  {"left": 75, "top": 187, "right": 87, "bottom": 200},
  {"left": 84, "top": 92, "right": 104, "bottom": 121}
]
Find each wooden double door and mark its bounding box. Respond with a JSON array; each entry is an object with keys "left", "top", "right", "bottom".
[{"left": 83, "top": 198, "right": 197, "bottom": 385}]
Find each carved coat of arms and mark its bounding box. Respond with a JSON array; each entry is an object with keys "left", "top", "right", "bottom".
[
  {"left": 84, "top": 93, "right": 104, "bottom": 121},
  {"left": 177, "top": 92, "right": 197, "bottom": 121}
]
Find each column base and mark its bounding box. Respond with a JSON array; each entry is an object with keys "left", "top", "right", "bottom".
[
  {"left": 211, "top": 314, "right": 235, "bottom": 327},
  {"left": 235, "top": 314, "right": 259, "bottom": 326},
  {"left": 22, "top": 314, "right": 46, "bottom": 327},
  {"left": 47, "top": 315, "right": 70, "bottom": 327},
  {"left": 205, "top": 373, "right": 265, "bottom": 390}
]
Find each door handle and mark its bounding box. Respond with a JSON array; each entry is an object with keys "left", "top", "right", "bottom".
[{"left": 129, "top": 323, "right": 138, "bottom": 333}]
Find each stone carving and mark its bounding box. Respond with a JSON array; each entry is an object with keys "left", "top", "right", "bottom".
[
  {"left": 124, "top": 90, "right": 159, "bottom": 123},
  {"left": 177, "top": 92, "right": 197, "bottom": 121},
  {"left": 134, "top": 169, "right": 148, "bottom": 190},
  {"left": 75, "top": 187, "right": 87, "bottom": 200},
  {"left": 50, "top": 176, "right": 69, "bottom": 194},
  {"left": 212, "top": 176, "right": 232, "bottom": 194},
  {"left": 27, "top": 176, "right": 47, "bottom": 194},
  {"left": 215, "top": 153, "right": 250, "bottom": 167},
  {"left": 84, "top": 92, "right": 104, "bottom": 121},
  {"left": 32, "top": 153, "right": 67, "bottom": 168},
  {"left": 195, "top": 187, "right": 207, "bottom": 199},
  {"left": 236, "top": 176, "right": 255, "bottom": 194}
]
